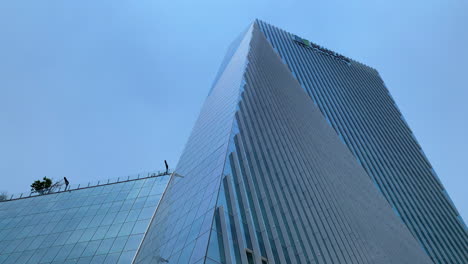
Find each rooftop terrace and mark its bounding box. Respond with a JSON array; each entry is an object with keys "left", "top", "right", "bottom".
[{"left": 0, "top": 169, "right": 173, "bottom": 203}]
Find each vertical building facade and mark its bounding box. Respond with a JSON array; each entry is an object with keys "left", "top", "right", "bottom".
[
  {"left": 255, "top": 20, "right": 467, "bottom": 263},
  {"left": 134, "top": 21, "right": 443, "bottom": 264}
]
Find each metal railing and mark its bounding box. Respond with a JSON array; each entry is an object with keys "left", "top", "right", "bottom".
[{"left": 0, "top": 169, "right": 172, "bottom": 202}]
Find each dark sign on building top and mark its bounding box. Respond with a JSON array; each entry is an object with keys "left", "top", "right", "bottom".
[{"left": 293, "top": 35, "right": 351, "bottom": 64}]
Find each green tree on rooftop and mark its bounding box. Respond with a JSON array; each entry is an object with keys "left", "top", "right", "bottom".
[{"left": 31, "top": 177, "right": 63, "bottom": 195}]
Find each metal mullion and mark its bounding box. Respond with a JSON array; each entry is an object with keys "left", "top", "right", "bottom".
[
  {"left": 271, "top": 28, "right": 373, "bottom": 264},
  {"left": 249, "top": 39, "right": 358, "bottom": 264},
  {"left": 348, "top": 62, "right": 465, "bottom": 263},
  {"left": 235, "top": 109, "right": 288, "bottom": 264}
]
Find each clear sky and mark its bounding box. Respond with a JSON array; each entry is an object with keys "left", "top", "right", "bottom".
[{"left": 0, "top": 0, "right": 466, "bottom": 221}]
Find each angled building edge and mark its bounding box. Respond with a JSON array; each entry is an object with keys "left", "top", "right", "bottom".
[{"left": 134, "top": 22, "right": 433, "bottom": 264}]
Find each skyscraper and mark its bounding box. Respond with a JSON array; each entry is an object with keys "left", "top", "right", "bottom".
[{"left": 134, "top": 20, "right": 464, "bottom": 264}]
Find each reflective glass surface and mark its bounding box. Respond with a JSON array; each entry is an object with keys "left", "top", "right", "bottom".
[
  {"left": 133, "top": 24, "right": 254, "bottom": 264},
  {"left": 0, "top": 175, "right": 169, "bottom": 264},
  {"left": 257, "top": 20, "right": 468, "bottom": 264}
]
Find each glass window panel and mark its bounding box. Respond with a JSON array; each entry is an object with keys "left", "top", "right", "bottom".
[
  {"left": 131, "top": 220, "right": 148, "bottom": 235},
  {"left": 78, "top": 227, "right": 98, "bottom": 242},
  {"left": 114, "top": 211, "right": 129, "bottom": 225},
  {"left": 104, "top": 252, "right": 121, "bottom": 264},
  {"left": 53, "top": 244, "right": 75, "bottom": 262},
  {"left": 91, "top": 226, "right": 110, "bottom": 240},
  {"left": 118, "top": 222, "right": 135, "bottom": 237},
  {"left": 15, "top": 237, "right": 34, "bottom": 252},
  {"left": 101, "top": 212, "right": 117, "bottom": 226},
  {"left": 96, "top": 238, "right": 115, "bottom": 255},
  {"left": 109, "top": 236, "right": 127, "bottom": 253},
  {"left": 28, "top": 248, "right": 48, "bottom": 264},
  {"left": 177, "top": 240, "right": 195, "bottom": 264},
  {"left": 137, "top": 207, "right": 155, "bottom": 221},
  {"left": 29, "top": 236, "right": 47, "bottom": 250},
  {"left": 66, "top": 218, "right": 82, "bottom": 231},
  {"left": 66, "top": 230, "right": 84, "bottom": 245},
  {"left": 105, "top": 223, "right": 122, "bottom": 239},
  {"left": 5, "top": 252, "right": 21, "bottom": 263},
  {"left": 144, "top": 195, "right": 161, "bottom": 206},
  {"left": 67, "top": 241, "right": 88, "bottom": 260},
  {"left": 189, "top": 230, "right": 210, "bottom": 263},
  {"left": 41, "top": 233, "right": 60, "bottom": 249},
  {"left": 88, "top": 214, "right": 105, "bottom": 228},
  {"left": 125, "top": 210, "right": 140, "bottom": 222},
  {"left": 90, "top": 254, "right": 106, "bottom": 264},
  {"left": 76, "top": 216, "right": 93, "bottom": 230},
  {"left": 123, "top": 234, "right": 143, "bottom": 251},
  {"left": 118, "top": 250, "right": 136, "bottom": 264},
  {"left": 54, "top": 231, "right": 73, "bottom": 246},
  {"left": 120, "top": 201, "right": 134, "bottom": 212},
  {"left": 138, "top": 187, "right": 151, "bottom": 197},
  {"left": 15, "top": 250, "right": 34, "bottom": 264},
  {"left": 39, "top": 246, "right": 61, "bottom": 263},
  {"left": 81, "top": 240, "right": 101, "bottom": 257},
  {"left": 76, "top": 256, "right": 93, "bottom": 263}
]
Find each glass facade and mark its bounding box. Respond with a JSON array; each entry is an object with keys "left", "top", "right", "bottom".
[
  {"left": 256, "top": 20, "right": 467, "bottom": 263},
  {"left": 135, "top": 21, "right": 435, "bottom": 264},
  {"left": 0, "top": 175, "right": 169, "bottom": 264},
  {"left": 134, "top": 25, "right": 255, "bottom": 264}
]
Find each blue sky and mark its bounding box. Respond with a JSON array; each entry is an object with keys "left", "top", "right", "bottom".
[{"left": 0, "top": 0, "right": 466, "bottom": 221}]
